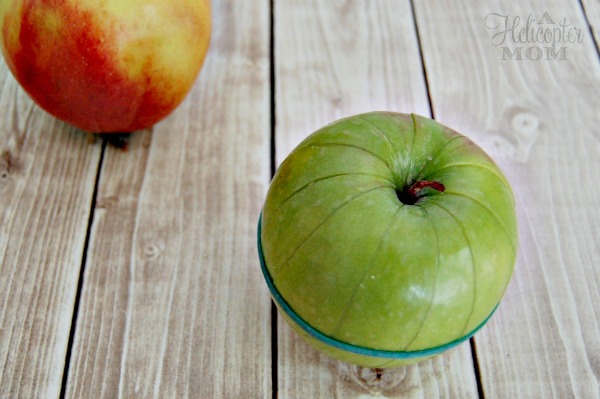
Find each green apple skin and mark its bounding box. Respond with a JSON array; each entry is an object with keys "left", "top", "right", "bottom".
[{"left": 260, "top": 112, "right": 517, "bottom": 367}]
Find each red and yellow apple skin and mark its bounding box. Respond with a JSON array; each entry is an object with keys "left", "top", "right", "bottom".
[
  {"left": 260, "top": 112, "right": 518, "bottom": 367},
  {"left": 0, "top": 0, "right": 210, "bottom": 133}
]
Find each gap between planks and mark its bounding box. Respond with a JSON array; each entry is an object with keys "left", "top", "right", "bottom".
[
  {"left": 58, "top": 139, "right": 106, "bottom": 399},
  {"left": 269, "top": 1, "right": 279, "bottom": 399}
]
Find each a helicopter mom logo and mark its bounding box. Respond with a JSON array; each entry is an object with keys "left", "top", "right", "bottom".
[{"left": 485, "top": 11, "right": 584, "bottom": 60}]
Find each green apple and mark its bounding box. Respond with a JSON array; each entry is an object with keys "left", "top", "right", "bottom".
[{"left": 259, "top": 112, "right": 517, "bottom": 368}]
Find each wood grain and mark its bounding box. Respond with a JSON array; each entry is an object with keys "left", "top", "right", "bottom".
[
  {"left": 64, "top": 0, "right": 272, "bottom": 397},
  {"left": 274, "top": 1, "right": 479, "bottom": 397},
  {"left": 414, "top": 0, "right": 600, "bottom": 397},
  {"left": 0, "top": 61, "right": 101, "bottom": 397},
  {"left": 274, "top": 0, "right": 431, "bottom": 165}
]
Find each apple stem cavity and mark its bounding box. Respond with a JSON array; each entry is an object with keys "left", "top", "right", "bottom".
[{"left": 396, "top": 180, "right": 445, "bottom": 205}]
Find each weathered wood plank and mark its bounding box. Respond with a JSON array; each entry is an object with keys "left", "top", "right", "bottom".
[
  {"left": 65, "top": 0, "right": 272, "bottom": 397},
  {"left": 275, "top": 0, "right": 431, "bottom": 164},
  {"left": 274, "top": 1, "right": 480, "bottom": 397},
  {"left": 414, "top": 0, "right": 600, "bottom": 397},
  {"left": 0, "top": 61, "right": 101, "bottom": 397}
]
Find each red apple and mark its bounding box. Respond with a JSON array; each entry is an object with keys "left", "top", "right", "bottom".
[{"left": 0, "top": 0, "right": 211, "bottom": 133}]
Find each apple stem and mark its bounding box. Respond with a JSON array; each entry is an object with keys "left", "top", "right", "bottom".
[
  {"left": 406, "top": 180, "right": 445, "bottom": 197},
  {"left": 397, "top": 180, "right": 445, "bottom": 205}
]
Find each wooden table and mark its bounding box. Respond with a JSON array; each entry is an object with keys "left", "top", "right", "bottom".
[{"left": 1, "top": 0, "right": 599, "bottom": 397}]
